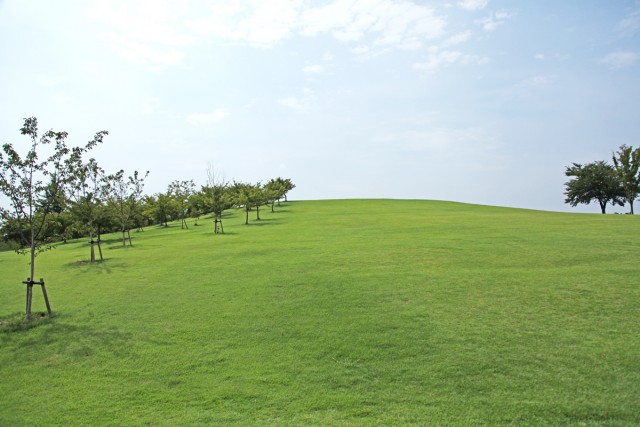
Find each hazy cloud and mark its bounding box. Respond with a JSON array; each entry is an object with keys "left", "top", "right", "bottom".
[
  {"left": 599, "top": 50, "right": 639, "bottom": 69},
  {"left": 457, "top": 0, "right": 489, "bottom": 12},
  {"left": 445, "top": 30, "right": 472, "bottom": 46},
  {"left": 187, "top": 108, "right": 230, "bottom": 125},
  {"left": 616, "top": 8, "right": 640, "bottom": 37},
  {"left": 278, "top": 88, "right": 315, "bottom": 112},
  {"left": 479, "top": 9, "right": 514, "bottom": 32},
  {"left": 303, "top": 64, "right": 325, "bottom": 74},
  {"left": 414, "top": 47, "right": 489, "bottom": 72}
]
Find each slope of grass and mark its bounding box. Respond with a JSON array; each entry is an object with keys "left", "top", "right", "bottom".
[{"left": 1, "top": 199, "right": 639, "bottom": 426}]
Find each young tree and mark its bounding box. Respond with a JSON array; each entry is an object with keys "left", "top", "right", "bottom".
[
  {"left": 273, "top": 177, "right": 295, "bottom": 203},
  {"left": 168, "top": 180, "right": 196, "bottom": 229},
  {"left": 564, "top": 161, "right": 624, "bottom": 214},
  {"left": 203, "top": 164, "right": 232, "bottom": 234},
  {"left": 68, "top": 157, "right": 109, "bottom": 262},
  {"left": 231, "top": 181, "right": 260, "bottom": 225},
  {"left": 107, "top": 169, "right": 149, "bottom": 246},
  {"left": 612, "top": 145, "right": 640, "bottom": 214},
  {"left": 0, "top": 117, "right": 106, "bottom": 319},
  {"left": 264, "top": 178, "right": 286, "bottom": 212}
]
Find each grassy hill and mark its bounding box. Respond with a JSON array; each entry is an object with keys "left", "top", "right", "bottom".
[{"left": 1, "top": 199, "right": 639, "bottom": 426}]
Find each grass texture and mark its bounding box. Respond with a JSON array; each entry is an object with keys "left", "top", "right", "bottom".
[{"left": 1, "top": 199, "right": 639, "bottom": 426}]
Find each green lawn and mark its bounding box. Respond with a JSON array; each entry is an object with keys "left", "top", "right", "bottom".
[{"left": 1, "top": 199, "right": 639, "bottom": 426}]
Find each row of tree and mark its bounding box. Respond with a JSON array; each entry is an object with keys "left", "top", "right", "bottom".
[
  {"left": 0, "top": 117, "right": 295, "bottom": 319},
  {"left": 564, "top": 145, "right": 640, "bottom": 214}
]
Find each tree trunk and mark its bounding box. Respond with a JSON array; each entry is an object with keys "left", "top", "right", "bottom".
[
  {"left": 245, "top": 207, "right": 249, "bottom": 225},
  {"left": 97, "top": 225, "right": 104, "bottom": 262},
  {"left": 127, "top": 229, "right": 132, "bottom": 246},
  {"left": 90, "top": 230, "right": 96, "bottom": 263},
  {"left": 27, "top": 233, "right": 36, "bottom": 320},
  {"left": 599, "top": 200, "right": 606, "bottom": 214},
  {"left": 122, "top": 225, "right": 126, "bottom": 246},
  {"left": 256, "top": 205, "right": 261, "bottom": 220}
]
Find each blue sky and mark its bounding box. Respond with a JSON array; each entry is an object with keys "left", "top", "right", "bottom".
[{"left": 1, "top": 0, "right": 639, "bottom": 212}]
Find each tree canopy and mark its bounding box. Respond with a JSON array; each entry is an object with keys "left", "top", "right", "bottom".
[{"left": 564, "top": 161, "right": 624, "bottom": 214}]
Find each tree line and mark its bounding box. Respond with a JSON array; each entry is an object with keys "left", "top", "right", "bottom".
[
  {"left": 564, "top": 144, "right": 640, "bottom": 214},
  {"left": 0, "top": 117, "right": 294, "bottom": 319}
]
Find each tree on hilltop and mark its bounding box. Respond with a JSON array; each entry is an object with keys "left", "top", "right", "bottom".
[
  {"left": 231, "top": 181, "right": 264, "bottom": 225},
  {"left": 264, "top": 178, "right": 286, "bottom": 212},
  {"left": 564, "top": 161, "right": 624, "bottom": 214},
  {"left": 612, "top": 145, "right": 640, "bottom": 214}
]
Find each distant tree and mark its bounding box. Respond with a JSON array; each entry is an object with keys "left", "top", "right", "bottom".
[
  {"left": 264, "top": 178, "right": 286, "bottom": 212},
  {"left": 145, "top": 192, "right": 177, "bottom": 227},
  {"left": 0, "top": 117, "right": 105, "bottom": 319},
  {"left": 278, "top": 177, "right": 296, "bottom": 202},
  {"left": 188, "top": 192, "right": 205, "bottom": 226},
  {"left": 564, "top": 161, "right": 624, "bottom": 214},
  {"left": 612, "top": 145, "right": 640, "bottom": 214},
  {"left": 168, "top": 180, "right": 195, "bottom": 229},
  {"left": 203, "top": 164, "right": 232, "bottom": 234},
  {"left": 231, "top": 181, "right": 262, "bottom": 225},
  {"left": 68, "top": 157, "right": 108, "bottom": 262},
  {"left": 106, "top": 169, "right": 149, "bottom": 246}
]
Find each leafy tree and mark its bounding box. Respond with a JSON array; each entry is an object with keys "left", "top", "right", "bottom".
[
  {"left": 67, "top": 157, "right": 108, "bottom": 262},
  {"left": 107, "top": 169, "right": 149, "bottom": 246},
  {"left": 276, "top": 177, "right": 295, "bottom": 202},
  {"left": 0, "top": 117, "right": 105, "bottom": 319},
  {"left": 168, "top": 180, "right": 195, "bottom": 229},
  {"left": 231, "top": 181, "right": 263, "bottom": 225},
  {"left": 612, "top": 145, "right": 640, "bottom": 214},
  {"left": 144, "top": 192, "right": 178, "bottom": 227},
  {"left": 202, "top": 164, "right": 232, "bottom": 234},
  {"left": 564, "top": 161, "right": 624, "bottom": 214},
  {"left": 264, "top": 178, "right": 286, "bottom": 212},
  {"left": 188, "top": 191, "right": 205, "bottom": 226}
]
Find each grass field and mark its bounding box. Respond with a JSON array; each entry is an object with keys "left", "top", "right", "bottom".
[{"left": 1, "top": 199, "right": 639, "bottom": 426}]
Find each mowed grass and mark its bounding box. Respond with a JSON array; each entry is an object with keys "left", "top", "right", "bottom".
[{"left": 1, "top": 199, "right": 639, "bottom": 426}]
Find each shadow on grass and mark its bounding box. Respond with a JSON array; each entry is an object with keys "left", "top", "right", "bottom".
[
  {"left": 0, "top": 311, "right": 54, "bottom": 333},
  {"left": 206, "top": 232, "right": 238, "bottom": 236},
  {"left": 67, "top": 259, "right": 130, "bottom": 274},
  {"left": 245, "top": 217, "right": 282, "bottom": 227},
  {"left": 1, "top": 312, "right": 134, "bottom": 359}
]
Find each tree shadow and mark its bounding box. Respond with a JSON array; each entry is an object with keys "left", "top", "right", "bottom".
[
  {"left": 1, "top": 312, "right": 134, "bottom": 360},
  {"left": 66, "top": 259, "right": 129, "bottom": 274},
  {"left": 247, "top": 217, "right": 281, "bottom": 227},
  {"left": 0, "top": 311, "right": 53, "bottom": 333}
]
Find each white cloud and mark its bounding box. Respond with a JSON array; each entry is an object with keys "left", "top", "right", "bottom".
[
  {"left": 141, "top": 97, "right": 161, "bottom": 115},
  {"left": 278, "top": 88, "right": 315, "bottom": 112},
  {"left": 375, "top": 126, "right": 504, "bottom": 170},
  {"left": 413, "top": 47, "right": 489, "bottom": 72},
  {"left": 535, "top": 53, "right": 545, "bottom": 60},
  {"left": 90, "top": 0, "right": 195, "bottom": 67},
  {"left": 303, "top": 64, "right": 324, "bottom": 74},
  {"left": 101, "top": 33, "right": 185, "bottom": 67},
  {"left": 457, "top": 0, "right": 489, "bottom": 11},
  {"left": 522, "top": 75, "right": 554, "bottom": 88},
  {"left": 91, "top": 0, "right": 450, "bottom": 63},
  {"left": 505, "top": 74, "right": 556, "bottom": 97},
  {"left": 599, "top": 51, "right": 639, "bottom": 69},
  {"left": 187, "top": 108, "right": 230, "bottom": 125},
  {"left": 445, "top": 30, "right": 472, "bottom": 46},
  {"left": 479, "top": 9, "right": 514, "bottom": 32},
  {"left": 616, "top": 9, "right": 640, "bottom": 37}
]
